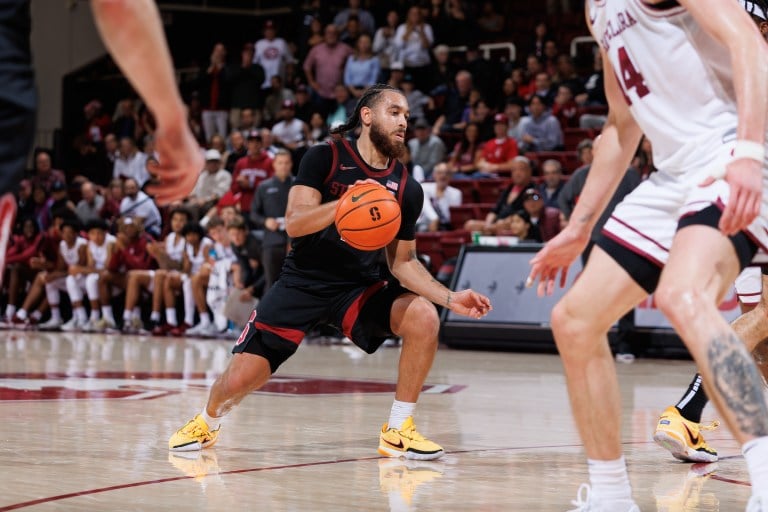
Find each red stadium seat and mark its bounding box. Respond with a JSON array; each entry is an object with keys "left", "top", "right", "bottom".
[
  {"left": 448, "top": 179, "right": 478, "bottom": 203},
  {"left": 449, "top": 205, "right": 480, "bottom": 231}
]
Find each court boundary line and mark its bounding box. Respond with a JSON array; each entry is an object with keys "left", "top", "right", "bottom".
[{"left": 0, "top": 442, "right": 751, "bottom": 511}]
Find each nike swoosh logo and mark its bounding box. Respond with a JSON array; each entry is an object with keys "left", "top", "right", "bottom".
[
  {"left": 351, "top": 189, "right": 376, "bottom": 202},
  {"left": 385, "top": 438, "right": 404, "bottom": 449},
  {"left": 683, "top": 423, "right": 701, "bottom": 445}
]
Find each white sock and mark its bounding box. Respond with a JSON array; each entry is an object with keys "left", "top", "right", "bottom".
[
  {"left": 15, "top": 308, "right": 26, "bottom": 320},
  {"left": 50, "top": 307, "right": 61, "bottom": 322},
  {"left": 5, "top": 305, "right": 16, "bottom": 318},
  {"left": 200, "top": 312, "right": 211, "bottom": 327},
  {"left": 183, "top": 279, "right": 195, "bottom": 325},
  {"left": 30, "top": 310, "right": 42, "bottom": 321},
  {"left": 123, "top": 309, "right": 133, "bottom": 322},
  {"left": 587, "top": 457, "right": 633, "bottom": 502},
  {"left": 133, "top": 307, "right": 140, "bottom": 318},
  {"left": 101, "top": 305, "right": 115, "bottom": 324},
  {"left": 388, "top": 400, "right": 416, "bottom": 430},
  {"left": 166, "top": 308, "right": 178, "bottom": 327},
  {"left": 74, "top": 307, "right": 87, "bottom": 323},
  {"left": 744, "top": 436, "right": 768, "bottom": 497},
  {"left": 201, "top": 407, "right": 221, "bottom": 430},
  {"left": 90, "top": 308, "right": 100, "bottom": 321},
  {"left": 150, "top": 310, "right": 161, "bottom": 322}
]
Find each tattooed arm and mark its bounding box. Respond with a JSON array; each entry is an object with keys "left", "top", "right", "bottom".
[{"left": 385, "top": 239, "right": 491, "bottom": 319}]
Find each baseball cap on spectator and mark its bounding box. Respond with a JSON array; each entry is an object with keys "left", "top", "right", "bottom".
[
  {"left": 413, "top": 118, "right": 430, "bottom": 130},
  {"left": 523, "top": 188, "right": 542, "bottom": 201},
  {"left": 493, "top": 113, "right": 509, "bottom": 124},
  {"left": 51, "top": 181, "right": 66, "bottom": 193},
  {"left": 282, "top": 99, "right": 295, "bottom": 109},
  {"left": 577, "top": 139, "right": 594, "bottom": 151},
  {"left": 390, "top": 62, "right": 404, "bottom": 71},
  {"left": 205, "top": 149, "right": 222, "bottom": 161},
  {"left": 247, "top": 130, "right": 262, "bottom": 141}
]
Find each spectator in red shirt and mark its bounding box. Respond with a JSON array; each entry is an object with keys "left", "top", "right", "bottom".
[
  {"left": 476, "top": 113, "right": 519, "bottom": 176},
  {"left": 97, "top": 215, "right": 156, "bottom": 331},
  {"left": 4, "top": 217, "right": 43, "bottom": 321},
  {"left": 551, "top": 85, "right": 582, "bottom": 129},
  {"left": 99, "top": 179, "right": 124, "bottom": 229},
  {"left": 231, "top": 131, "right": 274, "bottom": 217}
]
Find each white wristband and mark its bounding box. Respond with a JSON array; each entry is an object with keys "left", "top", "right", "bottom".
[{"left": 732, "top": 140, "right": 765, "bottom": 163}]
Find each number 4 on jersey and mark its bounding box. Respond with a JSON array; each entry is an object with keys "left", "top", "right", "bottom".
[{"left": 615, "top": 46, "right": 650, "bottom": 105}]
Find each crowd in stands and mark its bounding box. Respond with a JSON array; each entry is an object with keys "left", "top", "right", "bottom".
[{"left": 3, "top": 0, "right": 658, "bottom": 335}]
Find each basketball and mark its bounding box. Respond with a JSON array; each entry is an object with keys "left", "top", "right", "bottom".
[{"left": 335, "top": 183, "right": 401, "bottom": 250}]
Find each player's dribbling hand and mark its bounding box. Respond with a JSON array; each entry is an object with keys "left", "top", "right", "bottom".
[
  {"left": 527, "top": 225, "right": 589, "bottom": 297},
  {"left": 719, "top": 158, "right": 762, "bottom": 236},
  {"left": 448, "top": 289, "right": 492, "bottom": 319},
  {"left": 145, "top": 122, "right": 203, "bottom": 206}
]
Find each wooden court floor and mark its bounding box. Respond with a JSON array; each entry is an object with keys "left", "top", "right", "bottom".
[{"left": 0, "top": 330, "right": 757, "bottom": 511}]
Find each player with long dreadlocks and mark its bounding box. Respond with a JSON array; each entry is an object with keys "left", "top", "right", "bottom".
[{"left": 168, "top": 84, "right": 491, "bottom": 457}]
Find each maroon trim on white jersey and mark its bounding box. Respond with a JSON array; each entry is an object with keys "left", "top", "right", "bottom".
[{"left": 609, "top": 214, "right": 670, "bottom": 252}]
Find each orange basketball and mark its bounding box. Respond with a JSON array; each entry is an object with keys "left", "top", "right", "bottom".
[{"left": 335, "top": 183, "right": 401, "bottom": 250}]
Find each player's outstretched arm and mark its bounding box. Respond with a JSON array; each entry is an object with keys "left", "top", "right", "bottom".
[
  {"left": 678, "top": 0, "right": 768, "bottom": 235},
  {"left": 385, "top": 239, "right": 492, "bottom": 319},
  {"left": 528, "top": 41, "right": 642, "bottom": 296},
  {"left": 91, "top": 0, "right": 201, "bottom": 204}
]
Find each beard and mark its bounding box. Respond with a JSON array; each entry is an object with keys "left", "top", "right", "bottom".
[{"left": 369, "top": 121, "right": 405, "bottom": 160}]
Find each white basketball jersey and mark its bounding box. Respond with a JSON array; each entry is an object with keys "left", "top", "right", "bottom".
[
  {"left": 587, "top": 0, "right": 751, "bottom": 172},
  {"left": 186, "top": 237, "right": 213, "bottom": 274},
  {"left": 60, "top": 237, "right": 87, "bottom": 266},
  {"left": 165, "top": 232, "right": 185, "bottom": 264},
  {"left": 89, "top": 234, "right": 116, "bottom": 270}
]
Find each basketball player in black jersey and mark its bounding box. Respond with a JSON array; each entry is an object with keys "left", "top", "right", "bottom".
[
  {"left": 0, "top": 0, "right": 201, "bottom": 286},
  {"left": 169, "top": 84, "right": 492, "bottom": 459}
]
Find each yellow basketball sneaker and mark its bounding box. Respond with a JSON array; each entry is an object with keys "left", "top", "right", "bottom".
[
  {"left": 653, "top": 406, "right": 719, "bottom": 462},
  {"left": 168, "top": 414, "right": 220, "bottom": 452},
  {"left": 378, "top": 416, "right": 444, "bottom": 460}
]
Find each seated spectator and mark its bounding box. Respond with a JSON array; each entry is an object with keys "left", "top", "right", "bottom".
[
  {"left": 538, "top": 159, "right": 565, "bottom": 209},
  {"left": 31, "top": 184, "right": 51, "bottom": 231},
  {"left": 15, "top": 179, "right": 34, "bottom": 232},
  {"left": 508, "top": 68, "right": 532, "bottom": 103},
  {"left": 250, "top": 150, "right": 293, "bottom": 292},
  {"left": 521, "top": 188, "right": 560, "bottom": 242},
  {"left": 308, "top": 112, "right": 330, "bottom": 145},
  {"left": 326, "top": 84, "right": 357, "bottom": 130},
  {"left": 113, "top": 137, "right": 150, "bottom": 187},
  {"left": 519, "top": 95, "right": 563, "bottom": 152},
  {"left": 552, "top": 85, "right": 581, "bottom": 129},
  {"left": 4, "top": 218, "right": 44, "bottom": 323},
  {"left": 31, "top": 150, "right": 66, "bottom": 194},
  {"left": 447, "top": 123, "right": 482, "bottom": 178},
  {"left": 432, "top": 70, "right": 473, "bottom": 134},
  {"left": 463, "top": 156, "right": 535, "bottom": 233},
  {"left": 505, "top": 209, "right": 541, "bottom": 242},
  {"left": 401, "top": 74, "right": 432, "bottom": 124},
  {"left": 121, "top": 208, "right": 191, "bottom": 334},
  {"left": 75, "top": 181, "right": 105, "bottom": 225},
  {"left": 344, "top": 33, "right": 380, "bottom": 98},
  {"left": 415, "top": 192, "right": 440, "bottom": 232},
  {"left": 100, "top": 179, "right": 124, "bottom": 228},
  {"left": 119, "top": 178, "right": 162, "bottom": 238},
  {"left": 421, "top": 163, "right": 462, "bottom": 231},
  {"left": 463, "top": 98, "right": 494, "bottom": 142},
  {"left": 528, "top": 71, "right": 556, "bottom": 106},
  {"left": 185, "top": 149, "right": 232, "bottom": 219},
  {"left": 271, "top": 100, "right": 310, "bottom": 163},
  {"left": 97, "top": 215, "right": 156, "bottom": 331},
  {"left": 574, "top": 138, "right": 594, "bottom": 173},
  {"left": 37, "top": 218, "right": 88, "bottom": 330},
  {"left": 65, "top": 219, "right": 116, "bottom": 332},
  {"left": 225, "top": 130, "right": 247, "bottom": 172},
  {"left": 408, "top": 118, "right": 445, "bottom": 179},
  {"left": 555, "top": 55, "right": 585, "bottom": 97},
  {"left": 476, "top": 113, "right": 520, "bottom": 175},
  {"left": 504, "top": 96, "right": 526, "bottom": 145},
  {"left": 263, "top": 75, "right": 297, "bottom": 124},
  {"left": 48, "top": 180, "right": 76, "bottom": 218}
]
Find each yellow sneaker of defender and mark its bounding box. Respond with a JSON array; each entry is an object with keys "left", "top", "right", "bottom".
[
  {"left": 653, "top": 406, "right": 719, "bottom": 462},
  {"left": 168, "top": 414, "right": 220, "bottom": 452},
  {"left": 378, "top": 416, "right": 444, "bottom": 460}
]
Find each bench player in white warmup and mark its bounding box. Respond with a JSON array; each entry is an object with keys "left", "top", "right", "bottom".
[{"left": 528, "top": 0, "right": 768, "bottom": 510}]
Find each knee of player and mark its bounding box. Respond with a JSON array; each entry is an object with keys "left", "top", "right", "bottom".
[
  {"left": 654, "top": 281, "right": 704, "bottom": 323},
  {"left": 400, "top": 297, "right": 440, "bottom": 337}
]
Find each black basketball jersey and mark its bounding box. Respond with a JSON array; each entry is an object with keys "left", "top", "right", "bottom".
[{"left": 285, "top": 138, "right": 424, "bottom": 285}]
